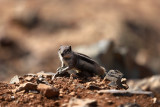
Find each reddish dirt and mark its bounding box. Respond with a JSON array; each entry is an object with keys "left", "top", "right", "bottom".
[{"left": 0, "top": 76, "right": 159, "bottom": 107}]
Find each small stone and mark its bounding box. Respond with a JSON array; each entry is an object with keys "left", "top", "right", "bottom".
[
  {"left": 18, "top": 76, "right": 24, "bottom": 80},
  {"left": 86, "top": 82, "right": 100, "bottom": 90},
  {"left": 62, "top": 103, "right": 67, "bottom": 107},
  {"left": 11, "top": 96, "right": 15, "bottom": 100},
  {"left": 152, "top": 97, "right": 157, "bottom": 104},
  {"left": 107, "top": 70, "right": 124, "bottom": 78},
  {"left": 64, "top": 99, "right": 69, "bottom": 102},
  {"left": 10, "top": 75, "right": 19, "bottom": 84},
  {"left": 107, "top": 100, "right": 114, "bottom": 105},
  {"left": 69, "top": 92, "right": 76, "bottom": 96},
  {"left": 59, "top": 89, "right": 65, "bottom": 96},
  {"left": 25, "top": 76, "right": 34, "bottom": 82},
  {"left": 14, "top": 82, "right": 37, "bottom": 93},
  {"left": 0, "top": 96, "right": 2, "bottom": 100},
  {"left": 76, "top": 83, "right": 85, "bottom": 89},
  {"left": 59, "top": 93, "right": 63, "bottom": 97},
  {"left": 29, "top": 90, "right": 39, "bottom": 94},
  {"left": 97, "top": 90, "right": 152, "bottom": 96},
  {"left": 37, "top": 105, "right": 43, "bottom": 107},
  {"left": 86, "top": 82, "right": 92, "bottom": 86},
  {"left": 116, "top": 96, "right": 120, "bottom": 99},
  {"left": 68, "top": 98, "right": 97, "bottom": 107},
  {"left": 37, "top": 84, "right": 59, "bottom": 98},
  {"left": 29, "top": 95, "right": 35, "bottom": 99},
  {"left": 26, "top": 73, "right": 36, "bottom": 77},
  {"left": 118, "top": 103, "right": 140, "bottom": 107},
  {"left": 105, "top": 97, "right": 109, "bottom": 100},
  {"left": 54, "top": 101, "right": 59, "bottom": 106},
  {"left": 59, "top": 89, "right": 64, "bottom": 94},
  {"left": 37, "top": 71, "right": 55, "bottom": 78},
  {"left": 103, "top": 70, "right": 128, "bottom": 89}
]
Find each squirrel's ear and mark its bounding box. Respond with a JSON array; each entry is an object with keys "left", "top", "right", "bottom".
[{"left": 69, "top": 46, "right": 72, "bottom": 51}]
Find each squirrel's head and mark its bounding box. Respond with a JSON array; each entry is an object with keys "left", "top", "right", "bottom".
[{"left": 58, "top": 45, "right": 72, "bottom": 57}]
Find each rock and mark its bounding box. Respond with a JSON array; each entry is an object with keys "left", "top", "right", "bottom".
[
  {"left": 97, "top": 89, "right": 152, "bottom": 96},
  {"left": 68, "top": 98, "right": 97, "bottom": 107},
  {"left": 107, "top": 70, "right": 124, "bottom": 79},
  {"left": 10, "top": 75, "right": 20, "bottom": 84},
  {"left": 25, "top": 73, "right": 36, "bottom": 77},
  {"left": 69, "top": 92, "right": 76, "bottom": 96},
  {"left": 103, "top": 70, "right": 128, "bottom": 89},
  {"left": 59, "top": 89, "right": 65, "bottom": 96},
  {"left": 10, "top": 96, "right": 15, "bottom": 100},
  {"left": 75, "top": 83, "right": 85, "bottom": 89},
  {"left": 62, "top": 103, "right": 68, "bottom": 107},
  {"left": 14, "top": 82, "right": 37, "bottom": 93},
  {"left": 118, "top": 103, "right": 140, "bottom": 107},
  {"left": 103, "top": 70, "right": 123, "bottom": 86},
  {"left": 37, "top": 71, "right": 55, "bottom": 78},
  {"left": 37, "top": 75, "right": 49, "bottom": 85},
  {"left": 127, "top": 75, "right": 160, "bottom": 93},
  {"left": 152, "top": 97, "right": 157, "bottom": 104},
  {"left": 86, "top": 82, "right": 100, "bottom": 90},
  {"left": 25, "top": 76, "right": 34, "bottom": 82},
  {"left": 29, "top": 90, "right": 39, "bottom": 94},
  {"left": 107, "top": 100, "right": 114, "bottom": 105},
  {"left": 37, "top": 84, "right": 59, "bottom": 98}
]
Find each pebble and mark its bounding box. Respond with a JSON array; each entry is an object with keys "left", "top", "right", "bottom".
[
  {"left": 11, "top": 96, "right": 15, "bottom": 100},
  {"left": 86, "top": 82, "right": 100, "bottom": 90},
  {"left": 68, "top": 98, "right": 97, "bottom": 107},
  {"left": 152, "top": 97, "right": 157, "bottom": 104},
  {"left": 13, "top": 82, "right": 37, "bottom": 93},
  {"left": 10, "top": 75, "right": 19, "bottom": 84},
  {"left": 118, "top": 103, "right": 140, "bottom": 107},
  {"left": 25, "top": 76, "right": 34, "bottom": 81},
  {"left": 37, "top": 71, "right": 55, "bottom": 78},
  {"left": 69, "top": 92, "right": 76, "bottom": 96},
  {"left": 37, "top": 84, "right": 59, "bottom": 98},
  {"left": 97, "top": 89, "right": 153, "bottom": 96},
  {"left": 107, "top": 100, "right": 114, "bottom": 105}
]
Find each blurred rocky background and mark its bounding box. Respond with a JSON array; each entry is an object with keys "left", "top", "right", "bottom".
[{"left": 0, "top": 0, "right": 160, "bottom": 81}]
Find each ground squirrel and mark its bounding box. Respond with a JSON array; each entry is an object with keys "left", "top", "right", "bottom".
[{"left": 53, "top": 45, "right": 106, "bottom": 78}]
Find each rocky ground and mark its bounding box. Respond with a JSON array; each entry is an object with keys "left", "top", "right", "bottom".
[{"left": 0, "top": 72, "right": 159, "bottom": 107}]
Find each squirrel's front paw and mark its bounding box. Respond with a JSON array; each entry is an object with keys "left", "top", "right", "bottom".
[{"left": 57, "top": 67, "right": 62, "bottom": 72}]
